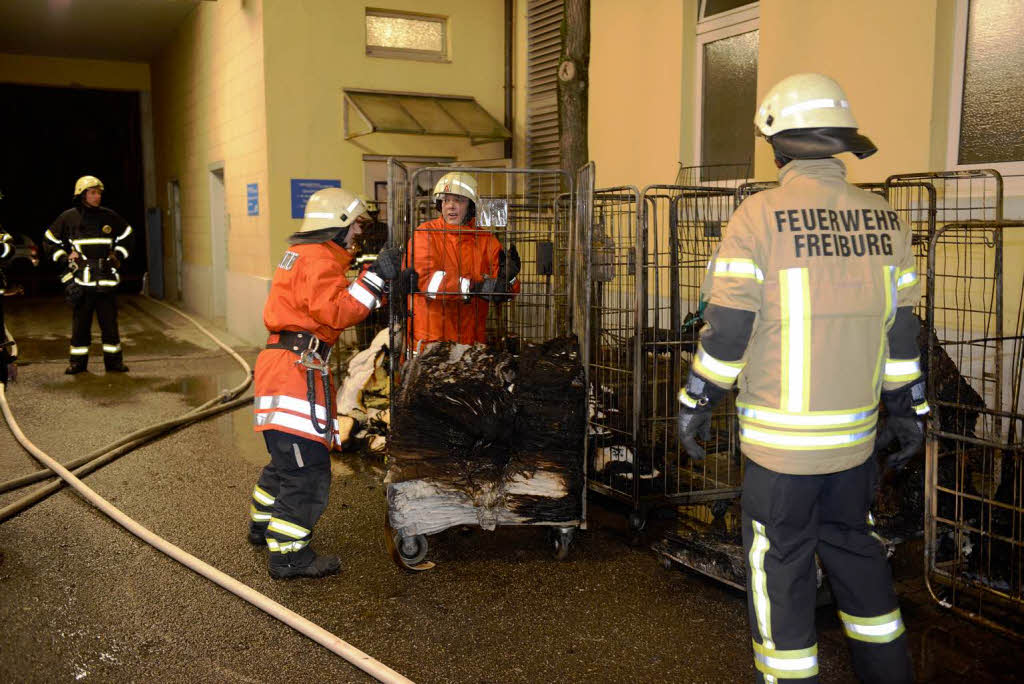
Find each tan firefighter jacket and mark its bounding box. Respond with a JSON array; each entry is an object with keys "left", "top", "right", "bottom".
[{"left": 695, "top": 158, "right": 922, "bottom": 474}]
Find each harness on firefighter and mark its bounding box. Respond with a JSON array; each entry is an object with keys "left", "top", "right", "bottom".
[{"left": 267, "top": 330, "right": 334, "bottom": 443}]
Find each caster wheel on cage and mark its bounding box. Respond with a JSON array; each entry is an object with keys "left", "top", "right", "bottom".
[
  {"left": 397, "top": 533, "right": 429, "bottom": 565},
  {"left": 628, "top": 511, "right": 646, "bottom": 546},
  {"left": 384, "top": 512, "right": 434, "bottom": 572},
  {"left": 710, "top": 499, "right": 731, "bottom": 522},
  {"left": 552, "top": 527, "right": 575, "bottom": 561}
]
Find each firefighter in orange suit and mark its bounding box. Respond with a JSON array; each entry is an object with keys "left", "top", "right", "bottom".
[
  {"left": 404, "top": 171, "right": 520, "bottom": 350},
  {"left": 247, "top": 187, "right": 401, "bottom": 580},
  {"left": 677, "top": 74, "right": 925, "bottom": 682}
]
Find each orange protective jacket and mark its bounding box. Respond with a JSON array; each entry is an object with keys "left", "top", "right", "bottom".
[
  {"left": 404, "top": 217, "right": 520, "bottom": 348},
  {"left": 253, "top": 241, "right": 382, "bottom": 448}
]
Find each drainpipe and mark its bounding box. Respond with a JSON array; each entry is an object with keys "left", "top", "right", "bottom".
[{"left": 504, "top": 0, "right": 514, "bottom": 161}]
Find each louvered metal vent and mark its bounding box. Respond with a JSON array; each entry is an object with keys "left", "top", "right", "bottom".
[{"left": 527, "top": 0, "right": 563, "bottom": 193}]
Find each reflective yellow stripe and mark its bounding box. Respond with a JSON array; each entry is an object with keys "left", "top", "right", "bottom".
[
  {"left": 913, "top": 400, "right": 930, "bottom": 415},
  {"left": 873, "top": 266, "right": 896, "bottom": 393},
  {"left": 714, "top": 257, "right": 765, "bottom": 282},
  {"left": 102, "top": 344, "right": 121, "bottom": 353},
  {"left": 884, "top": 358, "right": 921, "bottom": 383},
  {"left": 692, "top": 344, "right": 745, "bottom": 385},
  {"left": 267, "top": 538, "right": 309, "bottom": 554},
  {"left": 249, "top": 504, "right": 271, "bottom": 522},
  {"left": 252, "top": 485, "right": 275, "bottom": 506},
  {"left": 780, "top": 268, "right": 811, "bottom": 413},
  {"left": 267, "top": 517, "right": 310, "bottom": 540},
  {"left": 751, "top": 640, "right": 819, "bottom": 680},
  {"left": 739, "top": 425, "right": 876, "bottom": 450},
  {"left": 70, "top": 346, "right": 90, "bottom": 355},
  {"left": 838, "top": 608, "right": 905, "bottom": 643},
  {"left": 749, "top": 519, "right": 775, "bottom": 670},
  {"left": 677, "top": 388, "right": 698, "bottom": 409},
  {"left": 736, "top": 402, "right": 877, "bottom": 429},
  {"left": 896, "top": 268, "right": 918, "bottom": 290}
]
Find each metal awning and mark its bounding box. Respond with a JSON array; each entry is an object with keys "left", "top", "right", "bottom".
[{"left": 343, "top": 89, "right": 511, "bottom": 145}]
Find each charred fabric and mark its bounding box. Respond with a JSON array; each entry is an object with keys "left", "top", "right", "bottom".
[
  {"left": 615, "top": 312, "right": 1000, "bottom": 590},
  {"left": 387, "top": 336, "right": 585, "bottom": 535}
]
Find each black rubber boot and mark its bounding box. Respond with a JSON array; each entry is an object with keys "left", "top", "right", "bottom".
[
  {"left": 65, "top": 363, "right": 87, "bottom": 375},
  {"left": 268, "top": 553, "right": 341, "bottom": 580},
  {"left": 247, "top": 525, "right": 267, "bottom": 546}
]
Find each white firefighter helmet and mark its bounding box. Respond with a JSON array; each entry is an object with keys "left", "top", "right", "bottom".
[
  {"left": 298, "top": 187, "right": 367, "bottom": 234},
  {"left": 432, "top": 172, "right": 478, "bottom": 205},
  {"left": 74, "top": 175, "right": 104, "bottom": 197},
  {"left": 754, "top": 73, "right": 876, "bottom": 159}
]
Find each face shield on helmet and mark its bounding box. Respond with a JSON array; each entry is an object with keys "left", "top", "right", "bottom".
[
  {"left": 754, "top": 73, "right": 877, "bottom": 161},
  {"left": 288, "top": 187, "right": 369, "bottom": 246},
  {"left": 433, "top": 172, "right": 478, "bottom": 224}
]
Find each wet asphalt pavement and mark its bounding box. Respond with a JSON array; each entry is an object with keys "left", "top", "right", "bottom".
[{"left": 1, "top": 295, "right": 1023, "bottom": 683}]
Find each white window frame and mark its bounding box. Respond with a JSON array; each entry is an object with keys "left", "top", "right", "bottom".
[
  {"left": 365, "top": 9, "right": 449, "bottom": 63},
  {"left": 693, "top": 2, "right": 759, "bottom": 183},
  {"left": 946, "top": 0, "right": 1024, "bottom": 190}
]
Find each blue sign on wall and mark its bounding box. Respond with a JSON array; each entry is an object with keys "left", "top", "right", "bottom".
[
  {"left": 246, "top": 183, "right": 259, "bottom": 216},
  {"left": 290, "top": 178, "right": 341, "bottom": 218}
]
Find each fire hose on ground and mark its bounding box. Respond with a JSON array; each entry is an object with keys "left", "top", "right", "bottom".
[{"left": 0, "top": 297, "right": 414, "bottom": 684}]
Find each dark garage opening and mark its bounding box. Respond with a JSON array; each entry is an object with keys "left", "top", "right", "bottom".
[{"left": 0, "top": 82, "right": 145, "bottom": 294}]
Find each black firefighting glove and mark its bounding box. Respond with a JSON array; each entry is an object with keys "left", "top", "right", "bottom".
[
  {"left": 876, "top": 378, "right": 928, "bottom": 475},
  {"left": 104, "top": 252, "right": 121, "bottom": 269},
  {"left": 676, "top": 372, "right": 729, "bottom": 463},
  {"left": 471, "top": 275, "right": 508, "bottom": 302},
  {"left": 369, "top": 246, "right": 402, "bottom": 281},
  {"left": 501, "top": 245, "right": 521, "bottom": 284}
]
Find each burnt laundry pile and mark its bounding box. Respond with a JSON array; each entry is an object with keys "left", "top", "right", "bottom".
[
  {"left": 387, "top": 336, "right": 585, "bottom": 537},
  {"left": 874, "top": 318, "right": 987, "bottom": 539}
]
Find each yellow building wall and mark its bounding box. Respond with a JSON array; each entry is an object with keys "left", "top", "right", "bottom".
[
  {"left": 0, "top": 53, "right": 150, "bottom": 91},
  {"left": 588, "top": 0, "right": 684, "bottom": 190},
  {"left": 755, "top": 0, "right": 951, "bottom": 183},
  {"left": 261, "top": 0, "right": 507, "bottom": 261},
  {"left": 151, "top": 0, "right": 270, "bottom": 341}
]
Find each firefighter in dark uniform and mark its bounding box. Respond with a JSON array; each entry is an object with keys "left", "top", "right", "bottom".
[
  {"left": 0, "top": 222, "right": 17, "bottom": 384},
  {"left": 677, "top": 74, "right": 925, "bottom": 682},
  {"left": 45, "top": 176, "right": 133, "bottom": 374},
  {"left": 247, "top": 187, "right": 401, "bottom": 579}
]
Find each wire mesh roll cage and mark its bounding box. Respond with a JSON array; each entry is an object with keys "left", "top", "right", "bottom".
[
  {"left": 385, "top": 161, "right": 576, "bottom": 369},
  {"left": 383, "top": 160, "right": 589, "bottom": 531},
  {"left": 923, "top": 219, "right": 1024, "bottom": 639},
  {"left": 583, "top": 179, "right": 744, "bottom": 528}
]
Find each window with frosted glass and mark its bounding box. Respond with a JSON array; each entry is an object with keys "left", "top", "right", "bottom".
[
  {"left": 958, "top": 0, "right": 1024, "bottom": 164},
  {"left": 366, "top": 11, "right": 446, "bottom": 60},
  {"left": 701, "top": 29, "right": 758, "bottom": 180}
]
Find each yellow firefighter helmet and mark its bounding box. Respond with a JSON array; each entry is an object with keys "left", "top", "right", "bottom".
[
  {"left": 755, "top": 73, "right": 876, "bottom": 159},
  {"left": 298, "top": 187, "right": 367, "bottom": 234},
  {"left": 74, "top": 175, "right": 104, "bottom": 197},
  {"left": 432, "top": 172, "right": 478, "bottom": 205}
]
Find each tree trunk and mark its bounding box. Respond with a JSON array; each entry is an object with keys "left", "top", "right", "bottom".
[{"left": 558, "top": 0, "right": 590, "bottom": 180}]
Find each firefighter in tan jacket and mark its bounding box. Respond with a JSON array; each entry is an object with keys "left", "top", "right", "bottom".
[{"left": 678, "top": 74, "right": 926, "bottom": 683}]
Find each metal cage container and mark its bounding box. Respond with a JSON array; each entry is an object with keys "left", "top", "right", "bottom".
[
  {"left": 383, "top": 160, "right": 586, "bottom": 568},
  {"left": 924, "top": 220, "right": 1024, "bottom": 638}
]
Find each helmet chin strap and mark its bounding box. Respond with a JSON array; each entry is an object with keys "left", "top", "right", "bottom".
[{"left": 331, "top": 228, "right": 350, "bottom": 249}]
